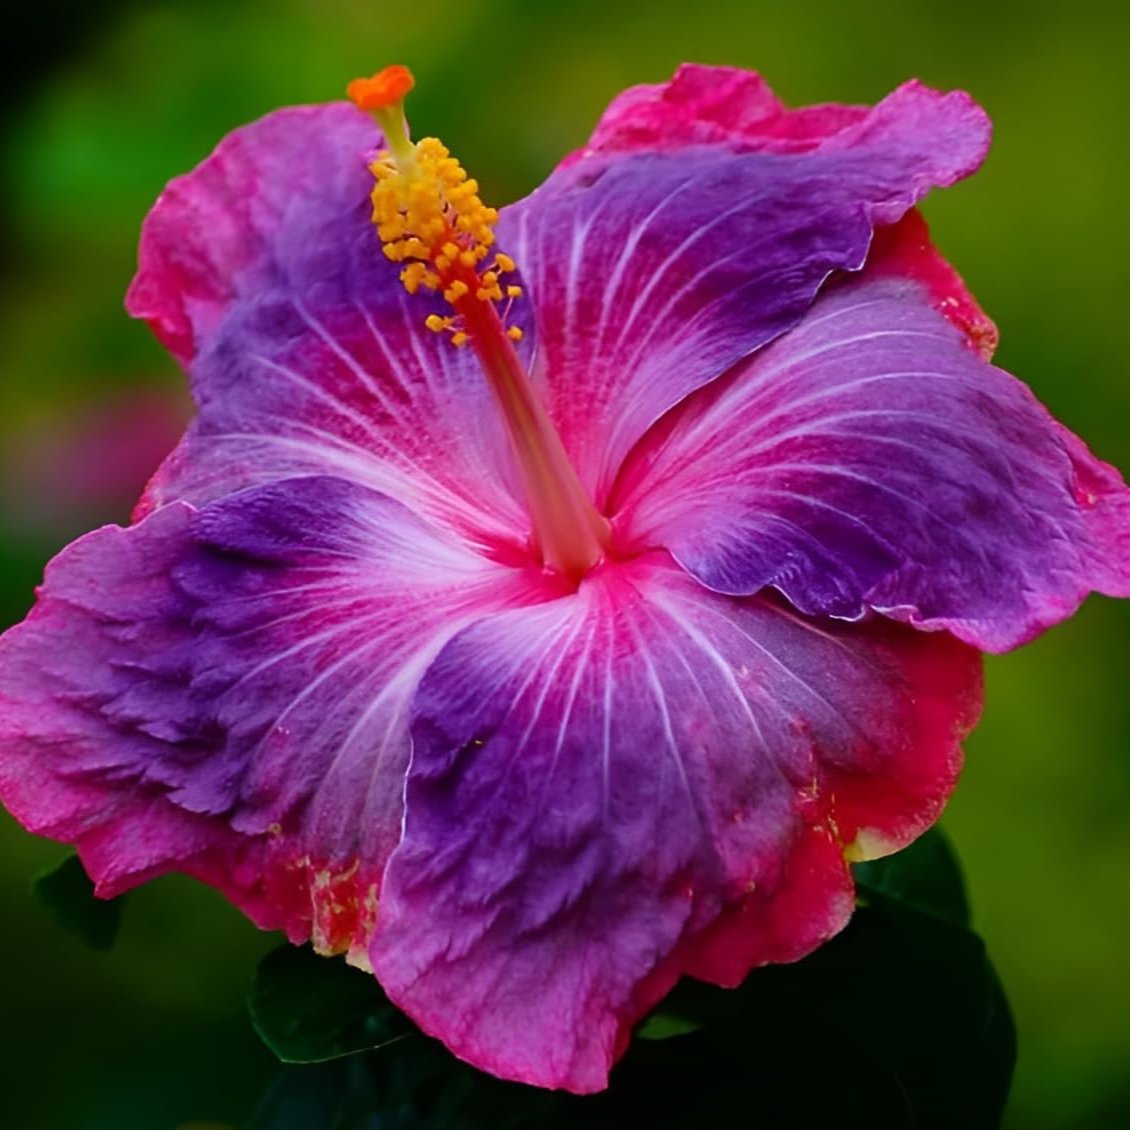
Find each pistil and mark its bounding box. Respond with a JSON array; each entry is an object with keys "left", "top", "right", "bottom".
[{"left": 348, "top": 67, "right": 609, "bottom": 579}]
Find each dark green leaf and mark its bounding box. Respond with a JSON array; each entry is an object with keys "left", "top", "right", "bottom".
[
  {"left": 249, "top": 945, "right": 415, "bottom": 1064},
  {"left": 247, "top": 833, "right": 1011, "bottom": 1128},
  {"left": 616, "top": 899, "right": 1013, "bottom": 1129},
  {"left": 251, "top": 1038, "right": 556, "bottom": 1129},
  {"left": 32, "top": 853, "right": 122, "bottom": 950},
  {"left": 634, "top": 1010, "right": 701, "bottom": 1040},
  {"left": 853, "top": 825, "right": 971, "bottom": 926},
  {"left": 251, "top": 1060, "right": 385, "bottom": 1130},
  {"left": 249, "top": 896, "right": 1014, "bottom": 1129}
]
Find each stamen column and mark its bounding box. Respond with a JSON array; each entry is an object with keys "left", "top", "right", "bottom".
[{"left": 349, "top": 66, "right": 609, "bottom": 580}]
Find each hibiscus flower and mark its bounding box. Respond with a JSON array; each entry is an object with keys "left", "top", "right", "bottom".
[{"left": 1, "top": 63, "right": 1127, "bottom": 1093}]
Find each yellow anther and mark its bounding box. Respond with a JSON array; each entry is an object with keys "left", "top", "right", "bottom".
[
  {"left": 352, "top": 66, "right": 524, "bottom": 345},
  {"left": 418, "top": 137, "right": 449, "bottom": 159},
  {"left": 401, "top": 263, "right": 430, "bottom": 294},
  {"left": 448, "top": 179, "right": 479, "bottom": 200},
  {"left": 507, "top": 326, "right": 524, "bottom": 341}
]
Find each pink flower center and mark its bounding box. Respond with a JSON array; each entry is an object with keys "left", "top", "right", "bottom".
[{"left": 349, "top": 67, "right": 610, "bottom": 582}]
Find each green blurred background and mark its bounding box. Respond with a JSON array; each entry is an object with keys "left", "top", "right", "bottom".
[{"left": 1, "top": 1, "right": 1127, "bottom": 1126}]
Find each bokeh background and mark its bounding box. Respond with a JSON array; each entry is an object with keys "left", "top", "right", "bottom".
[{"left": 1, "top": 1, "right": 1127, "bottom": 1126}]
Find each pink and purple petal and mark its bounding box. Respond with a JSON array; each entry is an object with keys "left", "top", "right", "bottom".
[
  {"left": 573, "top": 62, "right": 984, "bottom": 165},
  {"left": 372, "top": 555, "right": 981, "bottom": 1092},
  {"left": 129, "top": 87, "right": 992, "bottom": 549},
  {"left": 571, "top": 63, "right": 997, "bottom": 353},
  {"left": 502, "top": 79, "right": 990, "bottom": 504},
  {"left": 4, "top": 62, "right": 1103, "bottom": 1102},
  {"left": 128, "top": 104, "right": 528, "bottom": 547},
  {"left": 613, "top": 277, "right": 1130, "bottom": 652},
  {"left": 128, "top": 104, "right": 376, "bottom": 368},
  {"left": 0, "top": 475, "right": 546, "bottom": 959},
  {"left": 570, "top": 63, "right": 866, "bottom": 158}
]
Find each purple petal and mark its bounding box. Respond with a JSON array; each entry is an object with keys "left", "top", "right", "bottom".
[
  {"left": 372, "top": 554, "right": 981, "bottom": 1091},
  {"left": 500, "top": 81, "right": 989, "bottom": 503},
  {"left": 613, "top": 277, "right": 1130, "bottom": 652},
  {"left": 128, "top": 104, "right": 528, "bottom": 547},
  {"left": 0, "top": 476, "right": 544, "bottom": 958},
  {"left": 0, "top": 502, "right": 216, "bottom": 890}
]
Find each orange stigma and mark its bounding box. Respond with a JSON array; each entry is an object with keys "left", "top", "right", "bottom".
[
  {"left": 347, "top": 67, "right": 609, "bottom": 580},
  {"left": 346, "top": 65, "right": 415, "bottom": 112}
]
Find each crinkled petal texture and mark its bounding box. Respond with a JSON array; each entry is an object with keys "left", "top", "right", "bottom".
[
  {"left": 374, "top": 556, "right": 981, "bottom": 1091},
  {"left": 0, "top": 476, "right": 545, "bottom": 959},
  {"left": 612, "top": 276, "right": 1130, "bottom": 652},
  {"left": 570, "top": 63, "right": 999, "bottom": 356},
  {"left": 2, "top": 66, "right": 1125, "bottom": 1097},
  {"left": 129, "top": 85, "right": 992, "bottom": 539},
  {"left": 504, "top": 79, "right": 990, "bottom": 502},
  {"left": 127, "top": 103, "right": 530, "bottom": 546},
  {"left": 577, "top": 62, "right": 974, "bottom": 161}
]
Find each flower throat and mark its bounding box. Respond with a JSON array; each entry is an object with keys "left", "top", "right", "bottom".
[{"left": 348, "top": 66, "right": 609, "bottom": 581}]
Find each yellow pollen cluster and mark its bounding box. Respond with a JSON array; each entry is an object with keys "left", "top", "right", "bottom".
[{"left": 368, "top": 139, "right": 523, "bottom": 346}]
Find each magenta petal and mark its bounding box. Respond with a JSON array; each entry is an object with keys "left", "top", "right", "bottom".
[
  {"left": 501, "top": 81, "right": 989, "bottom": 503},
  {"left": 127, "top": 103, "right": 377, "bottom": 367},
  {"left": 569, "top": 63, "right": 871, "bottom": 159},
  {"left": 0, "top": 476, "right": 544, "bottom": 958},
  {"left": 614, "top": 277, "right": 1130, "bottom": 652},
  {"left": 371, "top": 555, "right": 981, "bottom": 1092},
  {"left": 572, "top": 62, "right": 988, "bottom": 173},
  {"left": 128, "top": 103, "right": 527, "bottom": 545}
]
